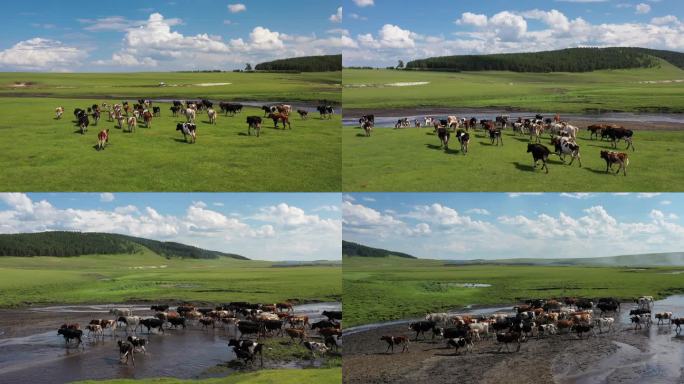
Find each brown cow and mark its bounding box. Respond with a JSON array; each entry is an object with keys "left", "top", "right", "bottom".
[
  {"left": 380, "top": 335, "right": 409, "bottom": 353},
  {"left": 285, "top": 328, "right": 306, "bottom": 343},
  {"left": 587, "top": 124, "right": 605, "bottom": 140},
  {"left": 600, "top": 150, "right": 629, "bottom": 176},
  {"left": 268, "top": 113, "right": 291, "bottom": 129}
]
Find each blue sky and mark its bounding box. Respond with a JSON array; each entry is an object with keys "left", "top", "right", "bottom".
[
  {"left": 343, "top": 0, "right": 683, "bottom": 66},
  {"left": 0, "top": 1, "right": 345, "bottom": 71},
  {"left": 0, "top": 193, "right": 341, "bottom": 261},
  {"left": 343, "top": 193, "right": 684, "bottom": 260}
]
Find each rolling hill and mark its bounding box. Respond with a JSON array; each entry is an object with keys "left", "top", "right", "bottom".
[
  {"left": 0, "top": 231, "right": 248, "bottom": 260},
  {"left": 446, "top": 252, "right": 684, "bottom": 267},
  {"left": 405, "top": 47, "right": 684, "bottom": 72},
  {"left": 342, "top": 240, "right": 416, "bottom": 259},
  {"left": 255, "top": 54, "right": 342, "bottom": 72}
]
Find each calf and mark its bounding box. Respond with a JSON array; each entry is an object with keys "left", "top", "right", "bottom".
[
  {"left": 456, "top": 129, "right": 470, "bottom": 155},
  {"left": 446, "top": 336, "right": 473, "bottom": 354},
  {"left": 176, "top": 123, "right": 197, "bottom": 143},
  {"left": 246, "top": 116, "right": 262, "bottom": 137},
  {"left": 127, "top": 336, "right": 147, "bottom": 353},
  {"left": 117, "top": 340, "right": 135, "bottom": 365},
  {"left": 303, "top": 341, "right": 329, "bottom": 357},
  {"left": 527, "top": 143, "right": 551, "bottom": 173},
  {"left": 600, "top": 150, "right": 629, "bottom": 176},
  {"left": 380, "top": 335, "right": 409, "bottom": 353},
  {"left": 297, "top": 109, "right": 308, "bottom": 119},
  {"left": 97, "top": 129, "right": 109, "bottom": 151},
  {"left": 362, "top": 120, "right": 373, "bottom": 137}
]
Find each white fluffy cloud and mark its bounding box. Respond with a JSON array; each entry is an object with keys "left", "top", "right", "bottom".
[
  {"left": 0, "top": 38, "right": 86, "bottom": 71},
  {"left": 330, "top": 6, "right": 343, "bottom": 23},
  {"left": 100, "top": 193, "right": 115, "bottom": 202},
  {"left": 228, "top": 3, "right": 246, "bottom": 13},
  {"left": 456, "top": 12, "right": 488, "bottom": 27},
  {"left": 0, "top": 194, "right": 341, "bottom": 261},
  {"left": 358, "top": 24, "right": 417, "bottom": 49},
  {"left": 636, "top": 3, "right": 651, "bottom": 14},
  {"left": 353, "top": 0, "right": 374, "bottom": 7}
]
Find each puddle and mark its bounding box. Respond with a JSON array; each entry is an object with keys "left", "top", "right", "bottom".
[
  {"left": 0, "top": 302, "right": 340, "bottom": 383},
  {"left": 554, "top": 295, "right": 684, "bottom": 384}
]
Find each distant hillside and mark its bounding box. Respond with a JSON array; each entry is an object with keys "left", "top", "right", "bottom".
[
  {"left": 255, "top": 55, "right": 342, "bottom": 72},
  {"left": 406, "top": 47, "right": 684, "bottom": 72},
  {"left": 0, "top": 232, "right": 248, "bottom": 260},
  {"left": 446, "top": 252, "right": 684, "bottom": 267},
  {"left": 342, "top": 240, "right": 416, "bottom": 259}
]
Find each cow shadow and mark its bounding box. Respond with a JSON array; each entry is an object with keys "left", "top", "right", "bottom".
[
  {"left": 172, "top": 138, "right": 191, "bottom": 144},
  {"left": 512, "top": 162, "right": 536, "bottom": 172},
  {"left": 584, "top": 167, "right": 615, "bottom": 175},
  {"left": 512, "top": 137, "right": 531, "bottom": 142},
  {"left": 425, "top": 144, "right": 458, "bottom": 155},
  {"left": 425, "top": 132, "right": 435, "bottom": 136}
]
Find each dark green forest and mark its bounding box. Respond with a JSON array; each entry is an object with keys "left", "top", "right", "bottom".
[
  {"left": 342, "top": 240, "right": 416, "bottom": 259},
  {"left": 0, "top": 232, "right": 248, "bottom": 260},
  {"left": 405, "top": 47, "right": 684, "bottom": 72},
  {"left": 255, "top": 55, "right": 342, "bottom": 72}
]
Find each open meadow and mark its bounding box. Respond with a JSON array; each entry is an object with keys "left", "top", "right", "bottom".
[
  {"left": 0, "top": 72, "right": 341, "bottom": 191},
  {"left": 342, "top": 62, "right": 684, "bottom": 113},
  {"left": 343, "top": 256, "right": 684, "bottom": 328}
]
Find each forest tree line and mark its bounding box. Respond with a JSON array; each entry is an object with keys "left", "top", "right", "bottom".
[{"left": 255, "top": 55, "right": 342, "bottom": 72}]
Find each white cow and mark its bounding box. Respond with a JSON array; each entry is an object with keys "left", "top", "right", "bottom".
[
  {"left": 207, "top": 108, "right": 217, "bottom": 125},
  {"left": 595, "top": 317, "right": 614, "bottom": 333},
  {"left": 55, "top": 107, "right": 64, "bottom": 119},
  {"left": 185, "top": 108, "right": 196, "bottom": 123}
]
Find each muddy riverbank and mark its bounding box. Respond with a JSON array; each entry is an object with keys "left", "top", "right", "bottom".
[
  {"left": 342, "top": 297, "right": 684, "bottom": 384},
  {"left": 0, "top": 302, "right": 341, "bottom": 383}
]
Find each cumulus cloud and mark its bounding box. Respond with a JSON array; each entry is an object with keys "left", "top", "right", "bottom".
[
  {"left": 456, "top": 12, "right": 488, "bottom": 27},
  {"left": 358, "top": 24, "right": 417, "bottom": 49},
  {"left": 228, "top": 3, "right": 246, "bottom": 13},
  {"left": 0, "top": 38, "right": 87, "bottom": 71},
  {"left": 0, "top": 194, "right": 341, "bottom": 261},
  {"left": 330, "top": 6, "right": 343, "bottom": 23},
  {"left": 353, "top": 0, "right": 374, "bottom": 7},
  {"left": 636, "top": 3, "right": 651, "bottom": 14},
  {"left": 100, "top": 193, "right": 115, "bottom": 202},
  {"left": 650, "top": 15, "right": 679, "bottom": 25}
]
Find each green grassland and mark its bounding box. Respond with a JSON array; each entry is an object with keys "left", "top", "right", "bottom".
[
  {"left": 343, "top": 256, "right": 684, "bottom": 327},
  {"left": 74, "top": 368, "right": 341, "bottom": 384},
  {"left": 0, "top": 71, "right": 341, "bottom": 103},
  {"left": 342, "top": 127, "right": 684, "bottom": 192},
  {"left": 342, "top": 61, "right": 684, "bottom": 113},
  {"left": 0, "top": 250, "right": 341, "bottom": 307},
  {"left": 0, "top": 97, "right": 340, "bottom": 191}
]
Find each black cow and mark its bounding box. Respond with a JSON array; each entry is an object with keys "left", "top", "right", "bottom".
[
  {"left": 57, "top": 328, "right": 83, "bottom": 347},
  {"left": 456, "top": 129, "right": 470, "bottom": 155},
  {"left": 496, "top": 331, "right": 521, "bottom": 352},
  {"left": 262, "top": 105, "right": 276, "bottom": 116},
  {"left": 229, "top": 339, "right": 263, "bottom": 366},
  {"left": 168, "top": 317, "right": 187, "bottom": 329},
  {"left": 151, "top": 305, "right": 169, "bottom": 312},
  {"left": 237, "top": 320, "right": 261, "bottom": 339},
  {"left": 261, "top": 319, "right": 283, "bottom": 336},
  {"left": 318, "top": 105, "right": 334, "bottom": 119},
  {"left": 322, "top": 310, "right": 342, "bottom": 321},
  {"left": 311, "top": 320, "right": 338, "bottom": 330},
  {"left": 446, "top": 336, "right": 473, "bottom": 354},
  {"left": 139, "top": 318, "right": 165, "bottom": 334},
  {"left": 246, "top": 116, "right": 262, "bottom": 137},
  {"left": 127, "top": 336, "right": 147, "bottom": 353},
  {"left": 408, "top": 320, "right": 436, "bottom": 340},
  {"left": 603, "top": 127, "right": 635, "bottom": 151},
  {"left": 527, "top": 143, "right": 551, "bottom": 173}
]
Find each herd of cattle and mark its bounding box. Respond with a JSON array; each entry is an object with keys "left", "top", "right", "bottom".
[
  {"left": 380, "top": 296, "right": 681, "bottom": 355},
  {"left": 358, "top": 114, "right": 634, "bottom": 175},
  {"left": 55, "top": 301, "right": 342, "bottom": 367},
  {"left": 54, "top": 99, "right": 336, "bottom": 149}
]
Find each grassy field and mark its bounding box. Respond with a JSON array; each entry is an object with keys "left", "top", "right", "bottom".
[
  {"left": 342, "top": 127, "right": 684, "bottom": 191},
  {"left": 74, "top": 368, "right": 341, "bottom": 384},
  {"left": 0, "top": 72, "right": 341, "bottom": 103},
  {"left": 0, "top": 97, "right": 340, "bottom": 191},
  {"left": 342, "top": 61, "right": 684, "bottom": 113},
  {"left": 0, "top": 250, "right": 341, "bottom": 307},
  {"left": 343, "top": 256, "right": 684, "bottom": 327}
]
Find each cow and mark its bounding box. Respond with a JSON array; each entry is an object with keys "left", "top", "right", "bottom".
[
  {"left": 109, "top": 308, "right": 132, "bottom": 317},
  {"left": 673, "top": 318, "right": 684, "bottom": 334},
  {"left": 435, "top": 123, "right": 450, "bottom": 150},
  {"left": 594, "top": 317, "right": 615, "bottom": 333},
  {"left": 655, "top": 312, "right": 673, "bottom": 325},
  {"left": 117, "top": 340, "right": 135, "bottom": 365},
  {"left": 446, "top": 336, "right": 474, "bottom": 354},
  {"left": 359, "top": 115, "right": 375, "bottom": 125},
  {"left": 322, "top": 311, "right": 342, "bottom": 321},
  {"left": 55, "top": 106, "right": 65, "bottom": 119},
  {"left": 631, "top": 314, "right": 651, "bottom": 330},
  {"left": 276, "top": 302, "right": 293, "bottom": 313},
  {"left": 168, "top": 317, "right": 187, "bottom": 329},
  {"left": 237, "top": 320, "right": 261, "bottom": 339},
  {"left": 572, "top": 323, "right": 594, "bottom": 339},
  {"left": 587, "top": 124, "right": 604, "bottom": 140},
  {"left": 244, "top": 116, "right": 262, "bottom": 137},
  {"left": 58, "top": 327, "right": 84, "bottom": 348},
  {"left": 488, "top": 126, "right": 503, "bottom": 146},
  {"left": 170, "top": 106, "right": 180, "bottom": 117},
  {"left": 552, "top": 136, "right": 581, "bottom": 167},
  {"left": 207, "top": 108, "right": 217, "bottom": 125},
  {"left": 311, "top": 320, "right": 338, "bottom": 330},
  {"left": 496, "top": 332, "right": 521, "bottom": 352},
  {"left": 229, "top": 339, "right": 264, "bottom": 366},
  {"left": 261, "top": 319, "right": 283, "bottom": 336},
  {"left": 408, "top": 320, "right": 437, "bottom": 340},
  {"left": 76, "top": 110, "right": 90, "bottom": 134},
  {"left": 596, "top": 301, "right": 619, "bottom": 315},
  {"left": 262, "top": 105, "right": 277, "bottom": 116},
  {"left": 86, "top": 324, "right": 104, "bottom": 339},
  {"left": 603, "top": 126, "right": 635, "bottom": 151},
  {"left": 317, "top": 105, "right": 334, "bottom": 119},
  {"left": 527, "top": 143, "right": 551, "bottom": 173},
  {"left": 425, "top": 313, "right": 449, "bottom": 325},
  {"left": 325, "top": 334, "right": 341, "bottom": 351},
  {"left": 380, "top": 335, "right": 409, "bottom": 353},
  {"left": 176, "top": 123, "right": 197, "bottom": 143},
  {"left": 303, "top": 341, "right": 329, "bottom": 357},
  {"left": 536, "top": 323, "right": 558, "bottom": 339},
  {"left": 395, "top": 118, "right": 410, "bottom": 128},
  {"left": 288, "top": 315, "right": 310, "bottom": 329},
  {"left": 151, "top": 304, "right": 169, "bottom": 312},
  {"left": 126, "top": 116, "right": 137, "bottom": 133},
  {"left": 362, "top": 120, "right": 373, "bottom": 137},
  {"left": 139, "top": 318, "right": 165, "bottom": 334},
  {"left": 600, "top": 150, "right": 629, "bottom": 176},
  {"left": 637, "top": 296, "right": 654, "bottom": 310},
  {"left": 277, "top": 104, "right": 292, "bottom": 114},
  {"left": 127, "top": 336, "right": 147, "bottom": 354},
  {"left": 143, "top": 110, "right": 153, "bottom": 128},
  {"left": 285, "top": 327, "right": 306, "bottom": 343},
  {"left": 96, "top": 129, "right": 109, "bottom": 151},
  {"left": 185, "top": 108, "right": 196, "bottom": 123},
  {"left": 456, "top": 130, "right": 470, "bottom": 155},
  {"left": 297, "top": 109, "right": 309, "bottom": 119},
  {"left": 117, "top": 316, "right": 141, "bottom": 334},
  {"left": 268, "top": 113, "right": 291, "bottom": 129}
]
